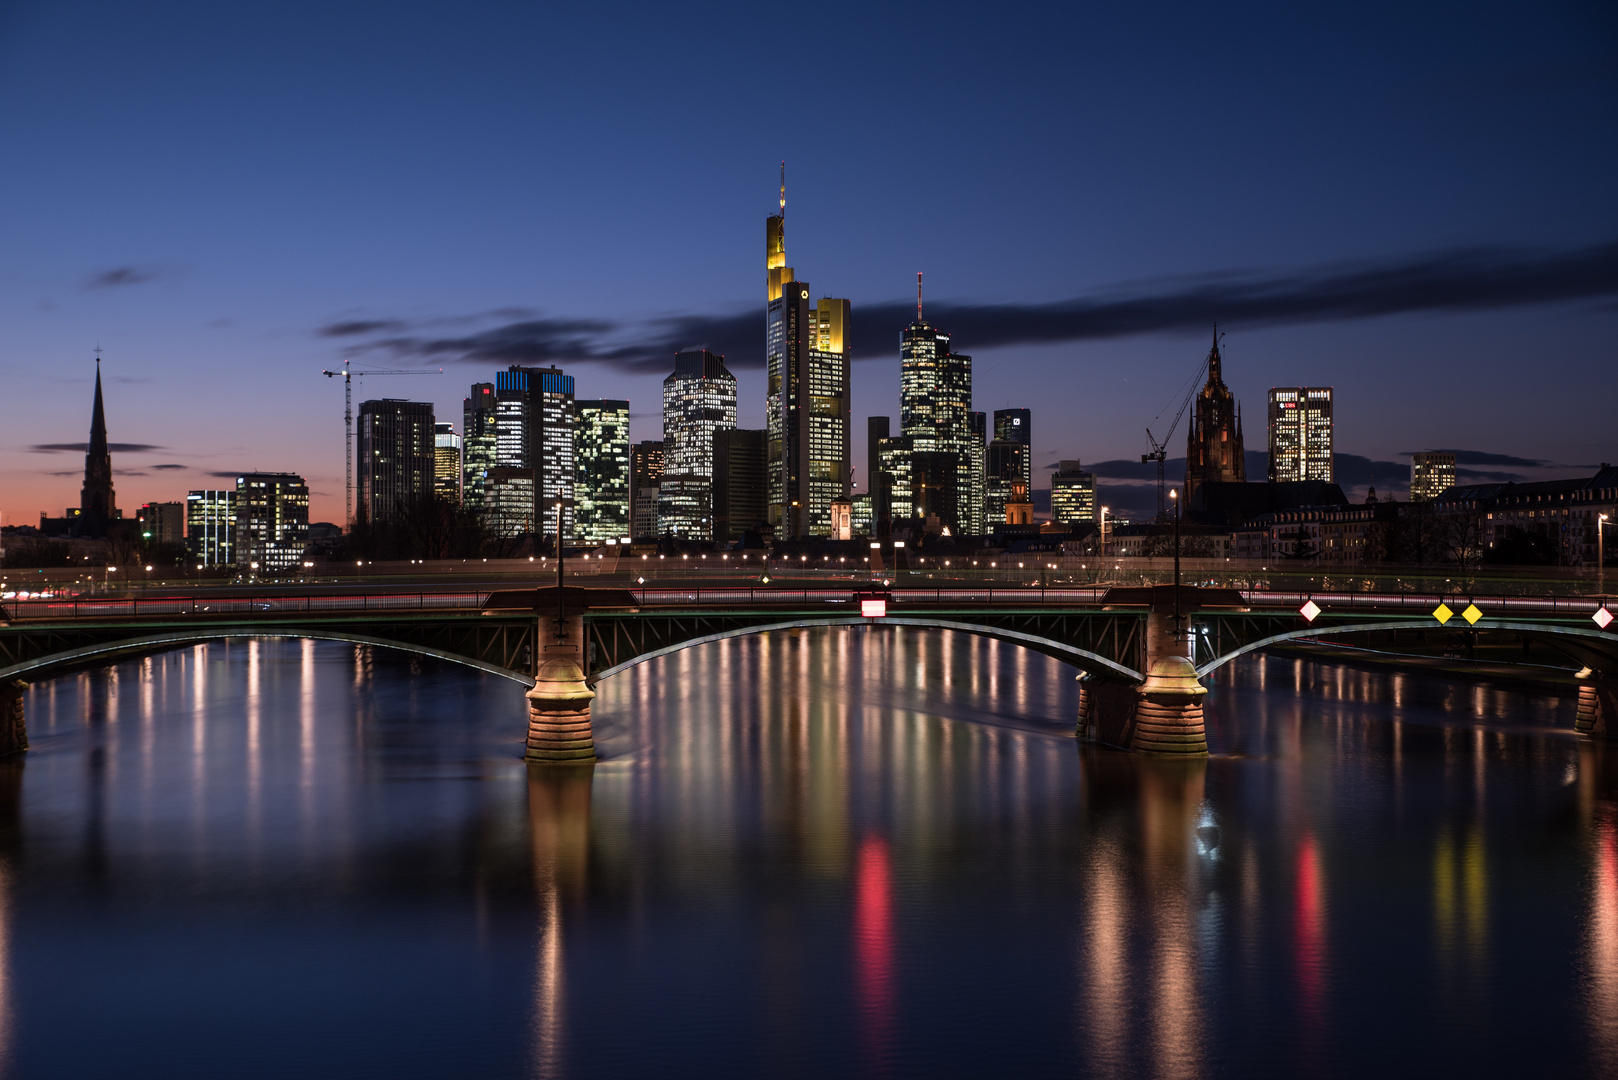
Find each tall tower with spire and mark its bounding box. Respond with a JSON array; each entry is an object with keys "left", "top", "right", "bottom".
[
  {"left": 1184, "top": 328, "right": 1245, "bottom": 500},
  {"left": 79, "top": 354, "right": 118, "bottom": 534},
  {"left": 764, "top": 164, "right": 851, "bottom": 539}
]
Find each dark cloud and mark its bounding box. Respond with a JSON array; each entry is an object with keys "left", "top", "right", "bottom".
[
  {"left": 1431, "top": 449, "right": 1551, "bottom": 468},
  {"left": 1331, "top": 454, "right": 1408, "bottom": 489},
  {"left": 1456, "top": 467, "right": 1531, "bottom": 483},
  {"left": 151, "top": 463, "right": 186, "bottom": 470},
  {"left": 84, "top": 266, "right": 161, "bottom": 290},
  {"left": 29, "top": 442, "right": 164, "bottom": 453},
  {"left": 328, "top": 240, "right": 1618, "bottom": 372},
  {"left": 319, "top": 319, "right": 409, "bottom": 338},
  {"left": 206, "top": 471, "right": 244, "bottom": 478}
]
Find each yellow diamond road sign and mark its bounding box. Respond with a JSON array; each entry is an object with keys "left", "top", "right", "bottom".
[
  {"left": 1433, "top": 603, "right": 1454, "bottom": 625},
  {"left": 1462, "top": 604, "right": 1483, "bottom": 625}
]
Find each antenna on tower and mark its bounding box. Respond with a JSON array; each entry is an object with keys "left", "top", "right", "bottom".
[
  {"left": 779, "top": 161, "right": 786, "bottom": 215},
  {"left": 917, "top": 272, "right": 923, "bottom": 320}
]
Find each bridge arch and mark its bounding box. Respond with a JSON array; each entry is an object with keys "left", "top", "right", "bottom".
[
  {"left": 586, "top": 616, "right": 1145, "bottom": 684},
  {"left": 0, "top": 629, "right": 535, "bottom": 686},
  {"left": 1196, "top": 619, "right": 1618, "bottom": 679}
]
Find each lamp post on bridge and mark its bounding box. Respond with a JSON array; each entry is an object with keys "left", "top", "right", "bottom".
[
  {"left": 1170, "top": 487, "right": 1183, "bottom": 637},
  {"left": 1600, "top": 513, "right": 1609, "bottom": 597}
]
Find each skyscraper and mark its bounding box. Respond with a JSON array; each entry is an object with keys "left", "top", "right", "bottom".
[
  {"left": 867, "top": 415, "right": 891, "bottom": 529},
  {"left": 630, "top": 440, "right": 664, "bottom": 539},
  {"left": 234, "top": 473, "right": 309, "bottom": 572},
  {"left": 462, "top": 382, "right": 498, "bottom": 513},
  {"left": 898, "top": 276, "right": 974, "bottom": 534},
  {"left": 967, "top": 410, "right": 986, "bottom": 537},
  {"left": 358, "top": 399, "right": 435, "bottom": 524},
  {"left": 1185, "top": 329, "right": 1245, "bottom": 499},
  {"left": 186, "top": 490, "right": 236, "bottom": 566},
  {"left": 78, "top": 357, "right": 118, "bottom": 536},
  {"left": 660, "top": 350, "right": 737, "bottom": 539},
  {"left": 1267, "top": 387, "right": 1334, "bottom": 482},
  {"left": 1050, "top": 461, "right": 1098, "bottom": 525},
  {"left": 434, "top": 422, "right": 462, "bottom": 502},
  {"left": 765, "top": 168, "right": 851, "bottom": 538},
  {"left": 1411, "top": 451, "right": 1457, "bottom": 501},
  {"left": 574, "top": 399, "right": 631, "bottom": 544},
  {"left": 713, "top": 428, "right": 768, "bottom": 541},
  {"left": 985, "top": 438, "right": 1026, "bottom": 526},
  {"left": 493, "top": 366, "right": 576, "bottom": 540},
  {"left": 992, "top": 408, "right": 1032, "bottom": 491}
]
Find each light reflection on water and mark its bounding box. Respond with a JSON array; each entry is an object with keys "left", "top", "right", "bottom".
[{"left": 0, "top": 628, "right": 1613, "bottom": 1077}]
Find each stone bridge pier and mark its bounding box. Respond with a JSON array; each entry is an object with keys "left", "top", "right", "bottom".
[
  {"left": 1575, "top": 668, "right": 1618, "bottom": 740},
  {"left": 1079, "top": 586, "right": 1247, "bottom": 757},
  {"left": 0, "top": 681, "right": 25, "bottom": 758}
]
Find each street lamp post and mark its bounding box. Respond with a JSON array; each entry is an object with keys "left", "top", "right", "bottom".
[
  {"left": 1600, "top": 512, "right": 1610, "bottom": 596},
  {"left": 554, "top": 500, "right": 566, "bottom": 643},
  {"left": 1170, "top": 487, "right": 1182, "bottom": 632},
  {"left": 1099, "top": 506, "right": 1109, "bottom": 560}
]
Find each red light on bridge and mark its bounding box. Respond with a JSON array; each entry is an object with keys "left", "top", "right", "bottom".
[{"left": 861, "top": 599, "right": 887, "bottom": 618}]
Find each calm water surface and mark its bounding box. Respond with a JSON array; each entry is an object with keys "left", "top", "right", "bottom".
[{"left": 7, "top": 628, "right": 1618, "bottom": 1078}]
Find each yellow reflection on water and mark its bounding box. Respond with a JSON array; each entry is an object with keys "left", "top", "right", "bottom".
[{"left": 528, "top": 764, "right": 592, "bottom": 1080}]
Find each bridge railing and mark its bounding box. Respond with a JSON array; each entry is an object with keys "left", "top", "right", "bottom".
[{"left": 1, "top": 585, "right": 1606, "bottom": 621}]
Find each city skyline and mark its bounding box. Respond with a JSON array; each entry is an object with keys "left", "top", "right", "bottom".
[{"left": 3, "top": 2, "right": 1614, "bottom": 525}]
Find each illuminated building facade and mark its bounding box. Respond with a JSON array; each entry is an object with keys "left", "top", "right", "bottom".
[
  {"left": 1050, "top": 461, "right": 1098, "bottom": 524},
  {"left": 574, "top": 399, "right": 631, "bottom": 543},
  {"left": 186, "top": 490, "right": 236, "bottom": 565},
  {"left": 462, "top": 382, "right": 497, "bottom": 513},
  {"left": 967, "top": 410, "right": 986, "bottom": 536},
  {"left": 434, "top": 422, "right": 462, "bottom": 502},
  {"left": 1267, "top": 387, "right": 1334, "bottom": 483},
  {"left": 993, "top": 409, "right": 1031, "bottom": 490},
  {"left": 233, "top": 473, "right": 309, "bottom": 572},
  {"left": 765, "top": 172, "right": 851, "bottom": 538},
  {"left": 898, "top": 279, "right": 973, "bottom": 535},
  {"left": 1185, "top": 329, "right": 1245, "bottom": 499},
  {"left": 1411, "top": 451, "right": 1457, "bottom": 501},
  {"left": 484, "top": 467, "right": 535, "bottom": 538},
  {"left": 358, "top": 399, "right": 435, "bottom": 524},
  {"left": 877, "top": 435, "right": 914, "bottom": 528},
  {"left": 493, "top": 366, "right": 576, "bottom": 540},
  {"left": 661, "top": 350, "right": 737, "bottom": 539},
  {"left": 985, "top": 438, "right": 1028, "bottom": 526},
  {"left": 630, "top": 440, "right": 664, "bottom": 539}
]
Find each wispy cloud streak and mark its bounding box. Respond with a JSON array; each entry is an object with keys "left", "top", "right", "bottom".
[{"left": 322, "top": 240, "right": 1618, "bottom": 372}]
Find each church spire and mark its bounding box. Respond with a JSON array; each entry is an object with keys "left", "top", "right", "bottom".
[
  {"left": 89, "top": 354, "right": 108, "bottom": 457},
  {"left": 80, "top": 351, "right": 117, "bottom": 532},
  {"left": 1207, "top": 324, "right": 1222, "bottom": 386}
]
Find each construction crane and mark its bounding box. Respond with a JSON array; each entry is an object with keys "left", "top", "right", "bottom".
[
  {"left": 321, "top": 358, "right": 443, "bottom": 528},
  {"left": 1141, "top": 339, "right": 1216, "bottom": 521}
]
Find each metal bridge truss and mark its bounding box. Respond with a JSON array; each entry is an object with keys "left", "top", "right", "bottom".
[{"left": 583, "top": 608, "right": 1147, "bottom": 680}]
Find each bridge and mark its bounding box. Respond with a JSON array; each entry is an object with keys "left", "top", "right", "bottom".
[{"left": 1, "top": 581, "right": 1614, "bottom": 760}]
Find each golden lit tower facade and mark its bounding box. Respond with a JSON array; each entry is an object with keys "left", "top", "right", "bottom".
[
  {"left": 765, "top": 166, "right": 851, "bottom": 538},
  {"left": 1185, "top": 329, "right": 1245, "bottom": 499},
  {"left": 1267, "top": 387, "right": 1333, "bottom": 482}
]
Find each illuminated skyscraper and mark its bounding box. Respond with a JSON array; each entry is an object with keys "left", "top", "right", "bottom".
[
  {"left": 186, "top": 490, "right": 236, "bottom": 566},
  {"left": 993, "top": 408, "right": 1032, "bottom": 491},
  {"left": 765, "top": 167, "right": 851, "bottom": 538},
  {"left": 358, "top": 399, "right": 435, "bottom": 524},
  {"left": 1050, "top": 460, "right": 1098, "bottom": 524},
  {"left": 1411, "top": 451, "right": 1457, "bottom": 501},
  {"left": 493, "top": 366, "right": 576, "bottom": 540},
  {"left": 899, "top": 275, "right": 973, "bottom": 534},
  {"left": 574, "top": 399, "right": 631, "bottom": 543},
  {"left": 630, "top": 440, "right": 664, "bottom": 539},
  {"left": 434, "top": 422, "right": 462, "bottom": 502},
  {"left": 1185, "top": 329, "right": 1245, "bottom": 499},
  {"left": 1267, "top": 387, "right": 1333, "bottom": 482},
  {"left": 659, "top": 350, "right": 737, "bottom": 539},
  {"left": 967, "top": 410, "right": 986, "bottom": 536},
  {"left": 234, "top": 473, "right": 309, "bottom": 572},
  {"left": 462, "top": 382, "right": 497, "bottom": 513}
]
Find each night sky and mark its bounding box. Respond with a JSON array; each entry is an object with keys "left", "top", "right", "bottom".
[{"left": 2, "top": 0, "right": 1614, "bottom": 525}]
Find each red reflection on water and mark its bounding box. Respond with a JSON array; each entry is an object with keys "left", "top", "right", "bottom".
[
  {"left": 1591, "top": 818, "right": 1618, "bottom": 1075},
  {"left": 855, "top": 834, "right": 895, "bottom": 1070},
  {"left": 1293, "top": 833, "right": 1327, "bottom": 1027}
]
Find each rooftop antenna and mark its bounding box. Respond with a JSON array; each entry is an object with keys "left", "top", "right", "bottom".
[
  {"left": 917, "top": 272, "right": 923, "bottom": 320},
  {"left": 779, "top": 160, "right": 786, "bottom": 216}
]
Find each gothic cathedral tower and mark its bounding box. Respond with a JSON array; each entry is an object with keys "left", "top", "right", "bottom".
[{"left": 1184, "top": 328, "right": 1244, "bottom": 500}]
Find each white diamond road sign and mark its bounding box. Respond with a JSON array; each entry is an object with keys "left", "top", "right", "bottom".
[{"left": 1299, "top": 600, "right": 1321, "bottom": 622}]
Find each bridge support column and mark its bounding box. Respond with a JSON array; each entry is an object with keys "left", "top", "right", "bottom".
[
  {"left": 1575, "top": 668, "right": 1617, "bottom": 741},
  {"left": 0, "top": 681, "right": 26, "bottom": 757},
  {"left": 1129, "top": 656, "right": 1208, "bottom": 755},
  {"left": 525, "top": 644, "right": 596, "bottom": 764}
]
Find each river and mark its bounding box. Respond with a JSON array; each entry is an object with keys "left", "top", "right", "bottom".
[{"left": 4, "top": 627, "right": 1615, "bottom": 1077}]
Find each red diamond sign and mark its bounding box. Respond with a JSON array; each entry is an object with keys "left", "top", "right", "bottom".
[
  {"left": 1596, "top": 606, "right": 1614, "bottom": 630},
  {"left": 1300, "top": 599, "right": 1321, "bottom": 622}
]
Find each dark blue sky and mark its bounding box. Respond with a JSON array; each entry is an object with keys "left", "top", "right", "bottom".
[{"left": 3, "top": 0, "right": 1614, "bottom": 522}]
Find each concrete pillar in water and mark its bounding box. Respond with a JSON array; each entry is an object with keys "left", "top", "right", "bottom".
[
  {"left": 0, "top": 681, "right": 26, "bottom": 757},
  {"left": 1574, "top": 667, "right": 1618, "bottom": 741},
  {"left": 526, "top": 625, "right": 596, "bottom": 763},
  {"left": 1130, "top": 656, "right": 1208, "bottom": 755}
]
